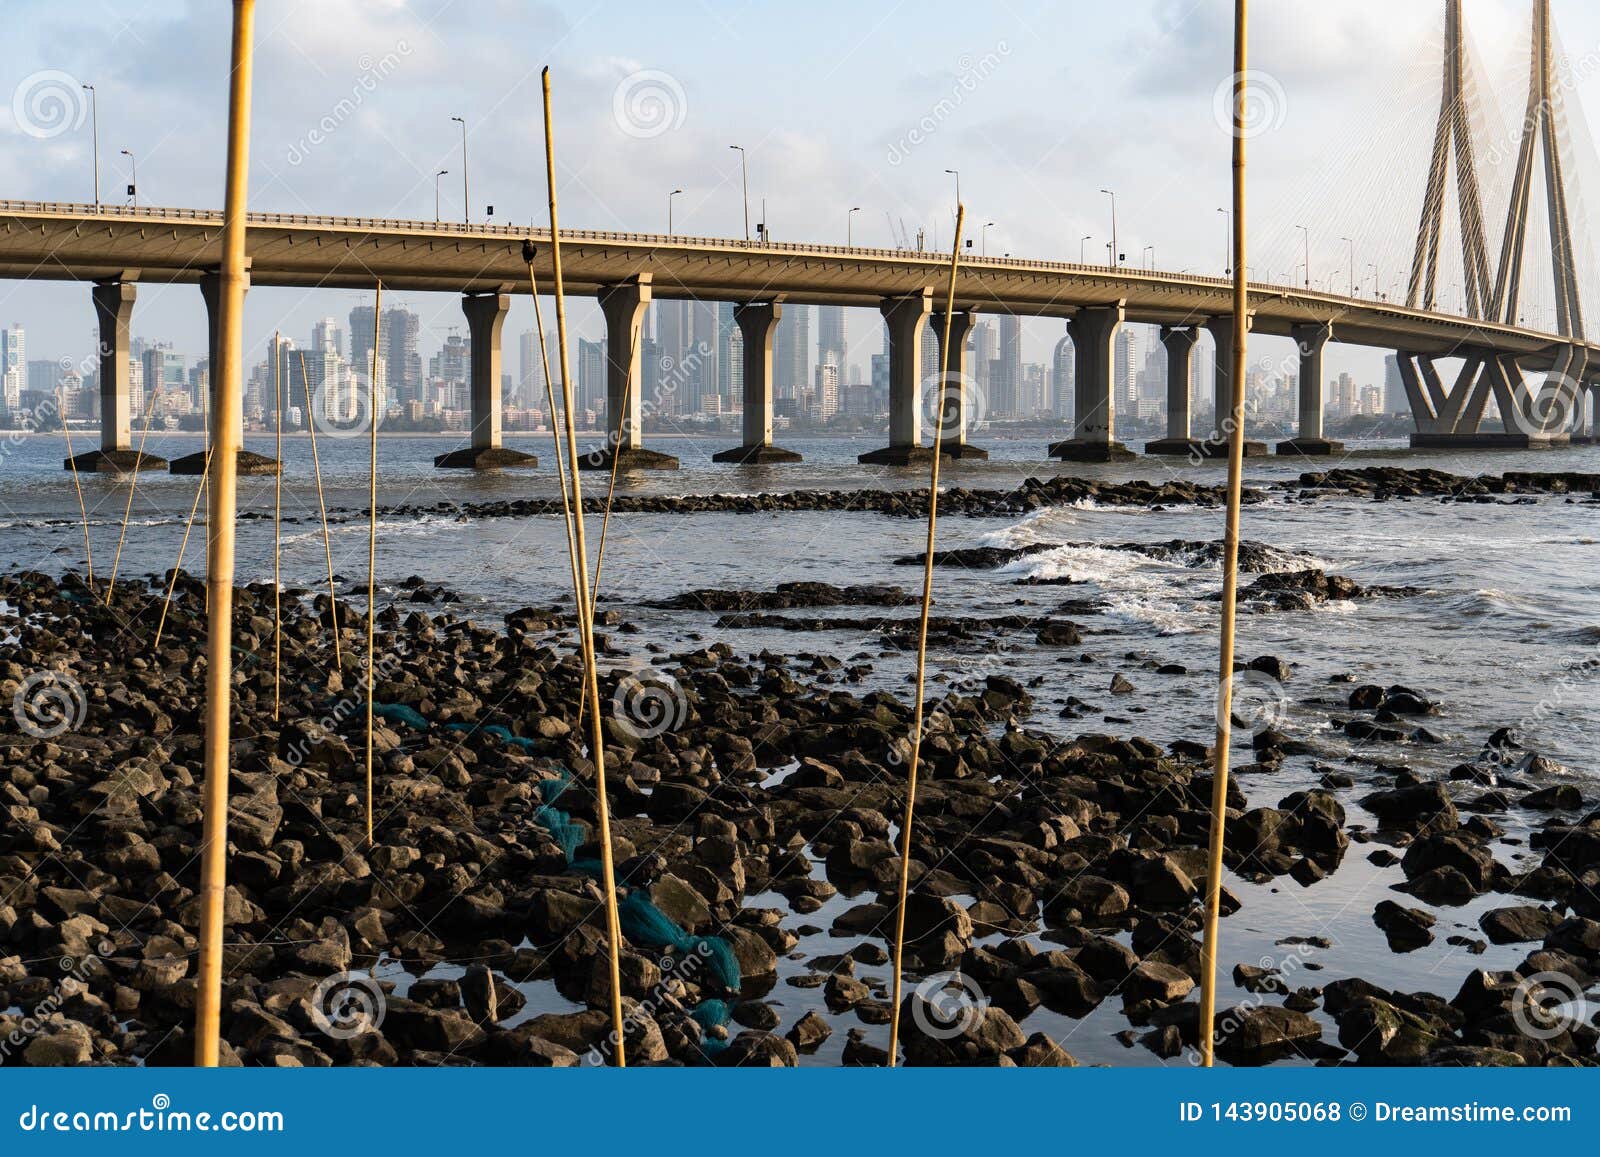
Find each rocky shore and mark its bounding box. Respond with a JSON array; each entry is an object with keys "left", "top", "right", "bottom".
[{"left": 1, "top": 567, "right": 1597, "bottom": 1067}]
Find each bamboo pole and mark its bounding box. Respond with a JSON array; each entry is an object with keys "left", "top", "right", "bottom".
[
  {"left": 299, "top": 355, "right": 342, "bottom": 670},
  {"left": 1198, "top": 0, "right": 1251, "bottom": 1069},
  {"left": 363, "top": 283, "right": 383, "bottom": 846},
  {"left": 522, "top": 254, "right": 586, "bottom": 677},
  {"left": 542, "top": 67, "right": 628, "bottom": 1066},
  {"left": 104, "top": 384, "right": 162, "bottom": 603},
  {"left": 886, "top": 204, "right": 965, "bottom": 1067},
  {"left": 272, "top": 331, "right": 283, "bottom": 720},
  {"left": 194, "top": 0, "right": 256, "bottom": 1069},
  {"left": 152, "top": 447, "right": 210, "bottom": 649},
  {"left": 572, "top": 314, "right": 641, "bottom": 734},
  {"left": 59, "top": 397, "right": 95, "bottom": 596}
]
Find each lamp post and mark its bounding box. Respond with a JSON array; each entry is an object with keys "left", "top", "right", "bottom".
[
  {"left": 1100, "top": 188, "right": 1118, "bottom": 267},
  {"left": 1218, "top": 207, "right": 1230, "bottom": 275},
  {"left": 1143, "top": 244, "right": 1155, "bottom": 271},
  {"left": 1080, "top": 234, "right": 1091, "bottom": 264},
  {"left": 981, "top": 221, "right": 995, "bottom": 256},
  {"left": 450, "top": 115, "right": 468, "bottom": 223},
  {"left": 944, "top": 168, "right": 960, "bottom": 209},
  {"left": 82, "top": 84, "right": 99, "bottom": 210},
  {"left": 668, "top": 188, "right": 683, "bottom": 235},
  {"left": 1341, "top": 236, "right": 1355, "bottom": 297},
  {"left": 729, "top": 145, "right": 749, "bottom": 241},
  {"left": 120, "top": 149, "right": 137, "bottom": 207},
  {"left": 434, "top": 170, "right": 448, "bottom": 222},
  {"left": 1296, "top": 223, "right": 1310, "bottom": 289},
  {"left": 847, "top": 205, "right": 860, "bottom": 246}
]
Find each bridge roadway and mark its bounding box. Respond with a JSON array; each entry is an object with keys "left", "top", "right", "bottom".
[{"left": 3, "top": 200, "right": 1594, "bottom": 470}]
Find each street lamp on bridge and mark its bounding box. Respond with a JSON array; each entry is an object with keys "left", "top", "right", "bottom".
[
  {"left": 1341, "top": 236, "right": 1355, "bottom": 297},
  {"left": 434, "top": 170, "right": 448, "bottom": 222},
  {"left": 1080, "top": 235, "right": 1091, "bottom": 264},
  {"left": 848, "top": 206, "right": 861, "bottom": 246},
  {"left": 82, "top": 84, "right": 99, "bottom": 211},
  {"left": 668, "top": 188, "right": 683, "bottom": 235},
  {"left": 1296, "top": 223, "right": 1310, "bottom": 289},
  {"left": 729, "top": 145, "right": 749, "bottom": 241},
  {"left": 1100, "top": 188, "right": 1118, "bottom": 267},
  {"left": 981, "top": 221, "right": 995, "bottom": 256},
  {"left": 1143, "top": 244, "right": 1155, "bottom": 271},
  {"left": 450, "top": 116, "right": 470, "bottom": 224},
  {"left": 944, "top": 168, "right": 960, "bottom": 211},
  {"left": 120, "top": 149, "right": 137, "bottom": 208},
  {"left": 1218, "top": 207, "right": 1230, "bottom": 276}
]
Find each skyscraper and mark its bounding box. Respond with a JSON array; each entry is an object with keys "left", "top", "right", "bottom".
[
  {"left": 350, "top": 305, "right": 421, "bottom": 404},
  {"left": 654, "top": 299, "right": 689, "bottom": 412},
  {"left": 1052, "top": 329, "right": 1074, "bottom": 420},
  {"left": 1114, "top": 327, "right": 1140, "bottom": 410},
  {"left": 717, "top": 301, "right": 744, "bottom": 410},
  {"left": 1384, "top": 354, "right": 1405, "bottom": 415},
  {"left": 518, "top": 329, "right": 544, "bottom": 407},
  {"left": 577, "top": 338, "right": 605, "bottom": 418},
  {"left": 1, "top": 323, "right": 25, "bottom": 413},
  {"left": 774, "top": 304, "right": 810, "bottom": 399},
  {"left": 992, "top": 314, "right": 1021, "bottom": 415},
  {"left": 817, "top": 306, "right": 847, "bottom": 383}
]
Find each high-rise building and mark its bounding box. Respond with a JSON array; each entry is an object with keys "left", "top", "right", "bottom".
[
  {"left": 970, "top": 320, "right": 995, "bottom": 396},
  {"left": 141, "top": 345, "right": 189, "bottom": 411},
  {"left": 814, "top": 358, "right": 840, "bottom": 422},
  {"left": 2, "top": 323, "right": 26, "bottom": 413},
  {"left": 991, "top": 314, "right": 1021, "bottom": 415},
  {"left": 1052, "top": 329, "right": 1075, "bottom": 420},
  {"left": 1114, "top": 327, "right": 1140, "bottom": 409},
  {"left": 774, "top": 304, "right": 810, "bottom": 399},
  {"left": 717, "top": 302, "right": 744, "bottom": 410},
  {"left": 687, "top": 299, "right": 720, "bottom": 415},
  {"left": 312, "top": 316, "right": 343, "bottom": 358},
  {"left": 654, "top": 300, "right": 689, "bottom": 412},
  {"left": 817, "top": 306, "right": 847, "bottom": 382},
  {"left": 518, "top": 329, "right": 544, "bottom": 407},
  {"left": 351, "top": 305, "right": 420, "bottom": 404},
  {"left": 1383, "top": 354, "right": 1405, "bottom": 415},
  {"left": 577, "top": 338, "right": 605, "bottom": 419}
]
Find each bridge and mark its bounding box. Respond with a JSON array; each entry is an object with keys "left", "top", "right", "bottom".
[{"left": 2, "top": 0, "right": 1594, "bottom": 472}]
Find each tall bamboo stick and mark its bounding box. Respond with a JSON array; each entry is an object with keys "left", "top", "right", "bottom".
[
  {"left": 104, "top": 383, "right": 162, "bottom": 603},
  {"left": 1199, "top": 0, "right": 1251, "bottom": 1069},
  {"left": 59, "top": 400, "right": 95, "bottom": 595},
  {"left": 886, "top": 205, "right": 965, "bottom": 1067},
  {"left": 542, "top": 67, "right": 628, "bottom": 1067},
  {"left": 193, "top": 0, "right": 256, "bottom": 1068},
  {"left": 299, "top": 355, "right": 342, "bottom": 669},
  {"left": 272, "top": 331, "right": 283, "bottom": 720},
  {"left": 364, "top": 283, "right": 383, "bottom": 846}
]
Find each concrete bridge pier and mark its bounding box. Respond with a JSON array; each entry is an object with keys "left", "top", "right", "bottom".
[
  {"left": 1188, "top": 314, "right": 1267, "bottom": 458},
  {"left": 583, "top": 274, "right": 677, "bottom": 470},
  {"left": 1144, "top": 324, "right": 1203, "bottom": 456},
  {"left": 1049, "top": 302, "right": 1136, "bottom": 461},
  {"left": 929, "top": 309, "right": 987, "bottom": 459},
  {"left": 714, "top": 302, "right": 801, "bottom": 464},
  {"left": 860, "top": 290, "right": 936, "bottom": 466},
  {"left": 435, "top": 292, "right": 537, "bottom": 469},
  {"left": 1277, "top": 322, "right": 1344, "bottom": 455},
  {"left": 65, "top": 280, "right": 168, "bottom": 472},
  {"left": 171, "top": 270, "right": 279, "bottom": 475}
]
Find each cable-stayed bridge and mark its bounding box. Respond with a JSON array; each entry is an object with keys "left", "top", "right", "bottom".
[{"left": 0, "top": 0, "right": 1594, "bottom": 471}]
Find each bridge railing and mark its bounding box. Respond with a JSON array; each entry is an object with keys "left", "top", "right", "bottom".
[{"left": 0, "top": 198, "right": 1550, "bottom": 335}]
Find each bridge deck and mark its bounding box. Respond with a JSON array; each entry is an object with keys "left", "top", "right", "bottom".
[{"left": 0, "top": 200, "right": 1581, "bottom": 364}]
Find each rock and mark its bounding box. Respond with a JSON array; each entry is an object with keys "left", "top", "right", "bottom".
[
  {"left": 1009, "top": 1031, "right": 1076, "bottom": 1067},
  {"left": 1132, "top": 855, "right": 1197, "bottom": 908},
  {"left": 785, "top": 1010, "right": 832, "bottom": 1052},
  {"left": 1124, "top": 960, "right": 1195, "bottom": 1003},
  {"left": 23, "top": 1020, "right": 95, "bottom": 1066},
  {"left": 1480, "top": 906, "right": 1564, "bottom": 945},
  {"left": 712, "top": 1031, "right": 797, "bottom": 1067},
  {"left": 1374, "top": 900, "right": 1436, "bottom": 951},
  {"left": 1361, "top": 781, "right": 1457, "bottom": 829},
  {"left": 1216, "top": 1005, "right": 1321, "bottom": 1056},
  {"left": 899, "top": 990, "right": 1026, "bottom": 1065}
]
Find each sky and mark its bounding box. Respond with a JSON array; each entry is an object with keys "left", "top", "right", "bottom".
[{"left": 6, "top": 0, "right": 1600, "bottom": 386}]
